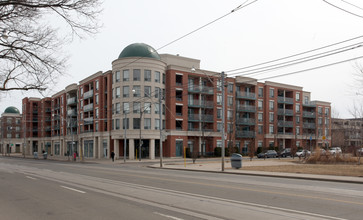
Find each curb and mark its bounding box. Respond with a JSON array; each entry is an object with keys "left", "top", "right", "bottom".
[{"left": 149, "top": 165, "right": 363, "bottom": 185}]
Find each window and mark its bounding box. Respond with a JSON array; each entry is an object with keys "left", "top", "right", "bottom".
[
  {"left": 133, "top": 118, "right": 141, "bottom": 129},
  {"left": 227, "top": 83, "right": 233, "bottom": 93},
  {"left": 95, "top": 108, "right": 99, "bottom": 118},
  {"left": 296, "top": 116, "right": 300, "bottom": 123},
  {"left": 133, "top": 102, "right": 140, "bottom": 113},
  {"left": 258, "top": 125, "right": 263, "bottom": 134},
  {"left": 217, "top": 122, "right": 222, "bottom": 132},
  {"left": 325, "top": 118, "right": 329, "bottom": 125},
  {"left": 269, "top": 125, "right": 274, "bottom": 134},
  {"left": 115, "top": 103, "right": 120, "bottom": 114},
  {"left": 257, "top": 100, "right": 263, "bottom": 110},
  {"left": 80, "top": 87, "right": 83, "bottom": 96},
  {"left": 144, "top": 70, "right": 151, "bottom": 81},
  {"left": 154, "top": 103, "right": 160, "bottom": 114},
  {"left": 258, "top": 87, "right": 263, "bottom": 97},
  {"left": 16, "top": 127, "right": 20, "bottom": 131},
  {"left": 123, "top": 70, "right": 129, "bottom": 81},
  {"left": 133, "top": 69, "right": 141, "bottom": 81},
  {"left": 217, "top": 80, "right": 222, "bottom": 91},
  {"left": 217, "top": 140, "right": 222, "bottom": 148},
  {"left": 144, "top": 118, "right": 151, "bottom": 129},
  {"left": 95, "top": 80, "right": 99, "bottom": 90},
  {"left": 325, "top": 107, "right": 330, "bottom": 116},
  {"left": 296, "top": 92, "right": 300, "bottom": 101},
  {"left": 123, "top": 102, "right": 129, "bottom": 113},
  {"left": 95, "top": 122, "right": 99, "bottom": 132},
  {"left": 269, "top": 100, "right": 274, "bottom": 110},
  {"left": 318, "top": 117, "right": 322, "bottom": 125},
  {"left": 217, "top": 108, "right": 222, "bottom": 119},
  {"left": 296, "top": 103, "right": 300, "bottom": 113},
  {"left": 269, "top": 112, "right": 274, "bottom": 122},
  {"left": 258, "top": 112, "right": 263, "bottom": 122},
  {"left": 155, "top": 119, "right": 160, "bottom": 130},
  {"left": 95, "top": 94, "right": 99, "bottom": 104},
  {"left": 123, "top": 86, "right": 129, "bottom": 97},
  {"left": 296, "top": 141, "right": 300, "bottom": 147},
  {"left": 162, "top": 73, "right": 166, "bottom": 84},
  {"left": 155, "top": 87, "right": 160, "bottom": 98},
  {"left": 296, "top": 127, "right": 300, "bottom": 135},
  {"left": 133, "top": 85, "right": 141, "bottom": 97},
  {"left": 115, "top": 119, "right": 120, "bottom": 130},
  {"left": 227, "top": 110, "right": 233, "bottom": 120},
  {"left": 115, "top": 71, "right": 120, "bottom": 82},
  {"left": 116, "top": 87, "right": 120, "bottom": 98},
  {"left": 227, "top": 123, "right": 233, "bottom": 133},
  {"left": 304, "top": 96, "right": 309, "bottom": 104},
  {"left": 16, "top": 119, "right": 21, "bottom": 124},
  {"left": 155, "top": 71, "right": 160, "bottom": 83},
  {"left": 269, "top": 88, "right": 274, "bottom": 98},
  {"left": 227, "top": 96, "right": 233, "bottom": 107},
  {"left": 144, "top": 102, "right": 151, "bottom": 114},
  {"left": 325, "top": 128, "right": 329, "bottom": 136},
  {"left": 217, "top": 94, "right": 222, "bottom": 105},
  {"left": 318, "top": 107, "right": 323, "bottom": 115},
  {"left": 144, "top": 86, "right": 151, "bottom": 97},
  {"left": 123, "top": 118, "right": 129, "bottom": 129}
]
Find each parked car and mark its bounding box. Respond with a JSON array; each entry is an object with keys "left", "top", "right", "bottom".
[
  {"left": 257, "top": 150, "right": 278, "bottom": 158},
  {"left": 329, "top": 147, "right": 342, "bottom": 155},
  {"left": 279, "top": 148, "right": 291, "bottom": 157},
  {"left": 295, "top": 149, "right": 311, "bottom": 157}
]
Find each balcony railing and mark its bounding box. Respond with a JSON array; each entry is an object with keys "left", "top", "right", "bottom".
[
  {"left": 303, "top": 111, "right": 316, "bottom": 118},
  {"left": 277, "top": 121, "right": 293, "bottom": 127},
  {"left": 236, "top": 118, "right": 255, "bottom": 125},
  {"left": 67, "top": 109, "right": 77, "bottom": 116},
  {"left": 303, "top": 123, "right": 316, "bottom": 129},
  {"left": 236, "top": 105, "right": 256, "bottom": 112},
  {"left": 84, "top": 117, "right": 93, "bottom": 125},
  {"left": 277, "top": 96, "right": 294, "bottom": 104},
  {"left": 188, "top": 84, "right": 201, "bottom": 93},
  {"left": 200, "top": 86, "right": 214, "bottom": 94},
  {"left": 67, "top": 97, "right": 77, "bottom": 105},
  {"left": 236, "top": 130, "right": 255, "bottom": 138},
  {"left": 84, "top": 103, "right": 93, "bottom": 112},
  {"left": 84, "top": 90, "right": 94, "bottom": 99},
  {"left": 277, "top": 109, "right": 294, "bottom": 116},
  {"left": 201, "top": 114, "right": 214, "bottom": 122},
  {"left": 236, "top": 91, "right": 256, "bottom": 100},
  {"left": 188, "top": 114, "right": 214, "bottom": 122},
  {"left": 303, "top": 101, "right": 316, "bottom": 107}
]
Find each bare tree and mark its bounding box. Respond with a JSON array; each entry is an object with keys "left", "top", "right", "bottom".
[
  {"left": 349, "top": 101, "right": 363, "bottom": 165},
  {"left": 0, "top": 0, "right": 102, "bottom": 92}
]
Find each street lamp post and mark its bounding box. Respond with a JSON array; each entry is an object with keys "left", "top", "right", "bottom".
[
  {"left": 159, "top": 89, "right": 163, "bottom": 167},
  {"left": 124, "top": 110, "right": 127, "bottom": 163},
  {"left": 139, "top": 110, "right": 143, "bottom": 161}
]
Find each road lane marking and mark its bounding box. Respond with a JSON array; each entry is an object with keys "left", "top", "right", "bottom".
[
  {"left": 154, "top": 212, "right": 184, "bottom": 220},
  {"left": 60, "top": 185, "right": 86, "bottom": 194},
  {"left": 26, "top": 176, "right": 36, "bottom": 180}
]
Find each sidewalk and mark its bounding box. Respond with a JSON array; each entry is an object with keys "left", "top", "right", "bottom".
[{"left": 3, "top": 153, "right": 363, "bottom": 184}]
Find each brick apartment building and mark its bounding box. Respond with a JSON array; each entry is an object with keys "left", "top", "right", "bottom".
[
  {"left": 19, "top": 43, "right": 331, "bottom": 159},
  {"left": 0, "top": 106, "right": 23, "bottom": 155},
  {"left": 332, "top": 118, "right": 363, "bottom": 149}
]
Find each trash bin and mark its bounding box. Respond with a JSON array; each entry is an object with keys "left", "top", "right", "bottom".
[
  {"left": 43, "top": 152, "right": 47, "bottom": 159},
  {"left": 34, "top": 152, "right": 38, "bottom": 159},
  {"left": 231, "top": 153, "right": 242, "bottom": 169}
]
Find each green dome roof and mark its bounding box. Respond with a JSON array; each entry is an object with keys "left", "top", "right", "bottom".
[
  {"left": 4, "top": 106, "right": 20, "bottom": 114},
  {"left": 118, "top": 43, "right": 160, "bottom": 60}
]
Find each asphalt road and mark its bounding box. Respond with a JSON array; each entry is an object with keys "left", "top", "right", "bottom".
[{"left": 1, "top": 157, "right": 362, "bottom": 220}]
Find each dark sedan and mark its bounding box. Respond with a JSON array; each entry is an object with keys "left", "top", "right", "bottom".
[{"left": 257, "top": 150, "right": 278, "bottom": 158}]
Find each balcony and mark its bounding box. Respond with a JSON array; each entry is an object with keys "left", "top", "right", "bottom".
[
  {"left": 67, "top": 97, "right": 77, "bottom": 105},
  {"left": 67, "top": 109, "right": 77, "bottom": 116},
  {"left": 200, "top": 86, "right": 214, "bottom": 94},
  {"left": 236, "top": 91, "right": 256, "bottom": 100},
  {"left": 84, "top": 117, "right": 93, "bottom": 125},
  {"left": 201, "top": 114, "right": 214, "bottom": 122},
  {"left": 188, "top": 127, "right": 200, "bottom": 131},
  {"left": 188, "top": 84, "right": 201, "bottom": 93},
  {"left": 303, "top": 101, "right": 316, "bottom": 107},
  {"left": 188, "top": 99, "right": 201, "bottom": 107},
  {"left": 201, "top": 101, "right": 214, "bottom": 108},
  {"left": 54, "top": 104, "right": 60, "bottom": 110},
  {"left": 45, "top": 126, "right": 51, "bottom": 132},
  {"left": 84, "top": 90, "right": 94, "bottom": 99},
  {"left": 277, "top": 96, "right": 294, "bottom": 104},
  {"left": 236, "top": 118, "right": 255, "bottom": 125},
  {"left": 45, "top": 108, "right": 52, "bottom": 113},
  {"left": 303, "top": 123, "right": 316, "bottom": 129},
  {"left": 303, "top": 111, "right": 316, "bottom": 118},
  {"left": 67, "top": 120, "right": 77, "bottom": 128},
  {"left": 84, "top": 103, "right": 94, "bottom": 112},
  {"left": 277, "top": 108, "right": 294, "bottom": 116},
  {"left": 278, "top": 120, "right": 293, "bottom": 127},
  {"left": 236, "top": 105, "right": 256, "bottom": 112},
  {"left": 236, "top": 130, "right": 255, "bottom": 138},
  {"left": 188, "top": 114, "right": 200, "bottom": 121}
]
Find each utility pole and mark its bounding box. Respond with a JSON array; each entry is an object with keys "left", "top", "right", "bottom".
[
  {"left": 221, "top": 71, "right": 226, "bottom": 172},
  {"left": 23, "top": 119, "right": 26, "bottom": 158},
  {"left": 159, "top": 89, "right": 163, "bottom": 167},
  {"left": 139, "top": 110, "right": 142, "bottom": 161}
]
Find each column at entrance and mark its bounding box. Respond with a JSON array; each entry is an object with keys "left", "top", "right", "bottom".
[
  {"left": 114, "top": 139, "right": 119, "bottom": 160},
  {"left": 129, "top": 139, "right": 135, "bottom": 160},
  {"left": 149, "top": 139, "right": 155, "bottom": 159}
]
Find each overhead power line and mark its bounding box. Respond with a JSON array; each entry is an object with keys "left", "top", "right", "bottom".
[{"left": 323, "top": 0, "right": 363, "bottom": 19}]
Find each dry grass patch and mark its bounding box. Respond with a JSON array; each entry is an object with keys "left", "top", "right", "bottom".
[{"left": 242, "top": 163, "right": 363, "bottom": 177}]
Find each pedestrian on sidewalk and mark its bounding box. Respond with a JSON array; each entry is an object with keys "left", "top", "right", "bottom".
[
  {"left": 73, "top": 151, "right": 77, "bottom": 162},
  {"left": 111, "top": 151, "right": 115, "bottom": 162}
]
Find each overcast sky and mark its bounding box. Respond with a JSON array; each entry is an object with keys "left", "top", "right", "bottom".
[{"left": 2, "top": 0, "right": 363, "bottom": 118}]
